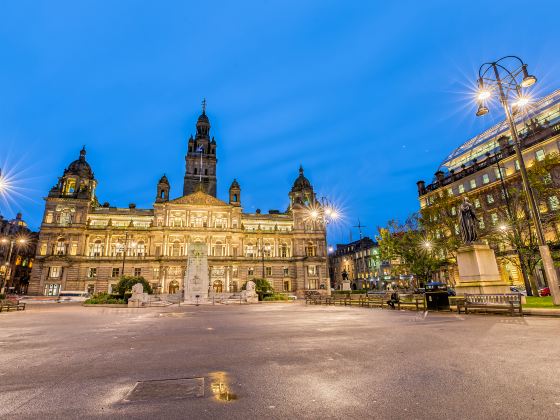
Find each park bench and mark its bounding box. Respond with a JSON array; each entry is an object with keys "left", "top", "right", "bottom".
[
  {"left": 359, "top": 294, "right": 388, "bottom": 309},
  {"left": 458, "top": 293, "right": 523, "bottom": 316},
  {"left": 395, "top": 294, "right": 426, "bottom": 311},
  {"left": 0, "top": 299, "right": 26, "bottom": 312}
]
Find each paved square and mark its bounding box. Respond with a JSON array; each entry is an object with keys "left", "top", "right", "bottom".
[{"left": 1, "top": 303, "right": 559, "bottom": 419}]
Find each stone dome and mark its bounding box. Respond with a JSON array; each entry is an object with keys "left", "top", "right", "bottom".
[
  {"left": 64, "top": 147, "right": 94, "bottom": 179},
  {"left": 291, "top": 165, "right": 312, "bottom": 192}
]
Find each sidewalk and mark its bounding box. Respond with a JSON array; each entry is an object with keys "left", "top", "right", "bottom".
[{"left": 522, "top": 307, "right": 560, "bottom": 317}]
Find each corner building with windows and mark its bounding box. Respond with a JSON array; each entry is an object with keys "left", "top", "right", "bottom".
[
  {"left": 29, "top": 109, "right": 329, "bottom": 297},
  {"left": 416, "top": 89, "right": 560, "bottom": 287}
]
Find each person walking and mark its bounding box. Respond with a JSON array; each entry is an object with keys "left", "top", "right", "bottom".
[{"left": 387, "top": 291, "right": 399, "bottom": 309}]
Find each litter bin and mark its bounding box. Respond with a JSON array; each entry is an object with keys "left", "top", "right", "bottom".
[{"left": 425, "top": 282, "right": 450, "bottom": 311}]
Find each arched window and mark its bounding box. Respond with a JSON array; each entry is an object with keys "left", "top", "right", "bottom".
[
  {"left": 91, "top": 240, "right": 103, "bottom": 257},
  {"left": 280, "top": 243, "right": 289, "bottom": 258},
  {"left": 136, "top": 241, "right": 146, "bottom": 257},
  {"left": 233, "top": 194, "right": 238, "bottom": 202},
  {"left": 263, "top": 243, "right": 272, "bottom": 257},
  {"left": 306, "top": 241, "right": 316, "bottom": 257},
  {"left": 65, "top": 179, "right": 76, "bottom": 194},
  {"left": 246, "top": 244, "right": 255, "bottom": 258},
  {"left": 171, "top": 241, "right": 181, "bottom": 257},
  {"left": 213, "top": 241, "right": 224, "bottom": 257},
  {"left": 55, "top": 238, "right": 66, "bottom": 255}
]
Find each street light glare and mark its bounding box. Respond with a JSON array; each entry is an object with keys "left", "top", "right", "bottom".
[
  {"left": 477, "top": 90, "right": 491, "bottom": 101},
  {"left": 513, "top": 95, "right": 530, "bottom": 108}
]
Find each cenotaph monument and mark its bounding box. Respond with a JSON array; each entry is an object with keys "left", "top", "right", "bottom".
[
  {"left": 455, "top": 197, "right": 509, "bottom": 294},
  {"left": 183, "top": 242, "right": 210, "bottom": 304}
]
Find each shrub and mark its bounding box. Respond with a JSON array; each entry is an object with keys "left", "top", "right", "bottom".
[
  {"left": 85, "top": 293, "right": 126, "bottom": 305},
  {"left": 263, "top": 293, "right": 288, "bottom": 301},
  {"left": 114, "top": 276, "right": 153, "bottom": 297}
]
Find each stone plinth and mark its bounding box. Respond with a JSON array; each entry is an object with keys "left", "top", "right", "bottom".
[
  {"left": 455, "top": 243, "right": 509, "bottom": 295},
  {"left": 341, "top": 281, "right": 351, "bottom": 291}
]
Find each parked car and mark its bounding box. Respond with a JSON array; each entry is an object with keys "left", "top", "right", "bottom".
[
  {"left": 509, "top": 286, "right": 527, "bottom": 295},
  {"left": 57, "top": 291, "right": 91, "bottom": 302},
  {"left": 539, "top": 287, "right": 551, "bottom": 297}
]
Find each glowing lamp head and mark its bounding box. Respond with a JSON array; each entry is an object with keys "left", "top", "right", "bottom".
[
  {"left": 520, "top": 64, "right": 537, "bottom": 88},
  {"left": 477, "top": 90, "right": 491, "bottom": 101},
  {"left": 423, "top": 241, "right": 432, "bottom": 249},
  {"left": 330, "top": 210, "right": 340, "bottom": 220},
  {"left": 1, "top": 238, "right": 8, "bottom": 244},
  {"left": 310, "top": 210, "right": 319, "bottom": 219},
  {"left": 17, "top": 238, "right": 27, "bottom": 244},
  {"left": 498, "top": 224, "right": 508, "bottom": 232},
  {"left": 476, "top": 104, "right": 489, "bottom": 117},
  {"left": 513, "top": 96, "right": 530, "bottom": 108}
]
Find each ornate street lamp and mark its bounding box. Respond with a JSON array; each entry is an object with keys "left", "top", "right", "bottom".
[{"left": 474, "top": 55, "right": 560, "bottom": 304}]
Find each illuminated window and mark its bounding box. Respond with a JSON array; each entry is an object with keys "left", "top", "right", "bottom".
[
  {"left": 232, "top": 267, "right": 238, "bottom": 277},
  {"left": 474, "top": 199, "right": 481, "bottom": 208},
  {"left": 55, "top": 238, "right": 66, "bottom": 255},
  {"left": 514, "top": 160, "right": 520, "bottom": 171},
  {"left": 447, "top": 188, "right": 453, "bottom": 196},
  {"left": 307, "top": 265, "right": 316, "bottom": 275},
  {"left": 246, "top": 245, "right": 255, "bottom": 258},
  {"left": 458, "top": 184, "right": 465, "bottom": 194},
  {"left": 482, "top": 174, "right": 490, "bottom": 184},
  {"left": 91, "top": 240, "right": 103, "bottom": 257},
  {"left": 171, "top": 241, "right": 181, "bottom": 256},
  {"left": 49, "top": 266, "right": 62, "bottom": 278},
  {"left": 44, "top": 283, "right": 61, "bottom": 296},
  {"left": 479, "top": 219, "right": 485, "bottom": 229},
  {"left": 470, "top": 179, "right": 477, "bottom": 189},
  {"left": 153, "top": 268, "right": 160, "bottom": 278},
  {"left": 535, "top": 149, "right": 545, "bottom": 161},
  {"left": 487, "top": 194, "right": 494, "bottom": 204},
  {"left": 306, "top": 242, "right": 316, "bottom": 257},
  {"left": 491, "top": 213, "right": 498, "bottom": 225},
  {"left": 136, "top": 241, "right": 146, "bottom": 256},
  {"left": 549, "top": 196, "right": 560, "bottom": 211},
  {"left": 451, "top": 207, "right": 456, "bottom": 216},
  {"left": 87, "top": 268, "right": 97, "bottom": 278}
]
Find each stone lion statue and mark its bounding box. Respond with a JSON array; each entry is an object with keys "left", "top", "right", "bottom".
[{"left": 131, "top": 283, "right": 144, "bottom": 295}]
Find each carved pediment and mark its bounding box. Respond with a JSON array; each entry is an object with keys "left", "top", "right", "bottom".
[{"left": 168, "top": 191, "right": 230, "bottom": 207}]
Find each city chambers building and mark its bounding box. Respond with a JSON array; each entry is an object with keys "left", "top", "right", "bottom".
[
  {"left": 416, "top": 89, "right": 560, "bottom": 288},
  {"left": 28, "top": 108, "right": 329, "bottom": 297}
]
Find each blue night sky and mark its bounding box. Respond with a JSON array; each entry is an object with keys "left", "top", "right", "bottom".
[{"left": 1, "top": 1, "right": 559, "bottom": 244}]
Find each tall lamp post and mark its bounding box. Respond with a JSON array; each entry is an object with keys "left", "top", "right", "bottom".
[
  {"left": 309, "top": 197, "right": 340, "bottom": 291},
  {"left": 475, "top": 55, "right": 560, "bottom": 304}
]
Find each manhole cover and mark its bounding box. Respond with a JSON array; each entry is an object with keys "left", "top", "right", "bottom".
[{"left": 124, "top": 378, "right": 204, "bottom": 402}]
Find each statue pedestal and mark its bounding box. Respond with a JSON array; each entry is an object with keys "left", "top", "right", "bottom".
[
  {"left": 455, "top": 243, "right": 509, "bottom": 294},
  {"left": 341, "top": 281, "right": 351, "bottom": 291}
]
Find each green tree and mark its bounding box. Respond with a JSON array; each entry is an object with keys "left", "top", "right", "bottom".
[{"left": 377, "top": 215, "right": 447, "bottom": 286}]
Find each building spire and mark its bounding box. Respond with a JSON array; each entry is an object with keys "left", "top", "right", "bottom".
[{"left": 201, "top": 98, "right": 207, "bottom": 115}]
